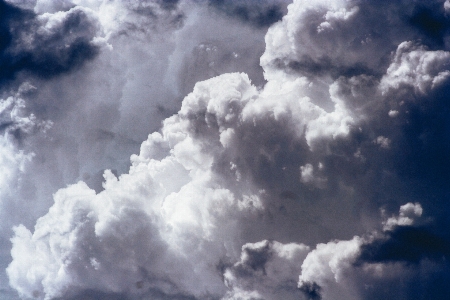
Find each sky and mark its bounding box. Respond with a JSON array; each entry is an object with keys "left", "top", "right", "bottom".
[{"left": 0, "top": 0, "right": 450, "bottom": 299}]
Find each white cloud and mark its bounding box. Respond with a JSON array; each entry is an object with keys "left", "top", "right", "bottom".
[
  {"left": 5, "top": 67, "right": 370, "bottom": 298},
  {"left": 383, "top": 202, "right": 423, "bottom": 231},
  {"left": 299, "top": 237, "right": 363, "bottom": 300},
  {"left": 317, "top": 6, "right": 359, "bottom": 32},
  {"left": 388, "top": 110, "right": 399, "bottom": 117},
  {"left": 381, "top": 42, "right": 450, "bottom": 95}
]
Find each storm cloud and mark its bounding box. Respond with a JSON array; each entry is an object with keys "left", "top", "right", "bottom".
[
  {"left": 0, "top": 0, "right": 101, "bottom": 85},
  {"left": 1, "top": 0, "right": 450, "bottom": 299}
]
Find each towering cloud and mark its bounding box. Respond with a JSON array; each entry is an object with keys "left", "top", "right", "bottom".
[{"left": 2, "top": 0, "right": 450, "bottom": 299}]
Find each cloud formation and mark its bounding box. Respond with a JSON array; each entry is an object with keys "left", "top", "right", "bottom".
[
  {"left": 0, "top": 0, "right": 101, "bottom": 85},
  {"left": 1, "top": 0, "right": 450, "bottom": 299},
  {"left": 0, "top": 0, "right": 274, "bottom": 298}
]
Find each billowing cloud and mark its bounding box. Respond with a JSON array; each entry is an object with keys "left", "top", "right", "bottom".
[
  {"left": 0, "top": 0, "right": 276, "bottom": 298},
  {"left": 2, "top": 0, "right": 450, "bottom": 299}
]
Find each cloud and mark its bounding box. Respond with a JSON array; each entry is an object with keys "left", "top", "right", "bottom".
[
  {"left": 382, "top": 202, "right": 423, "bottom": 230},
  {"left": 0, "top": 1, "right": 277, "bottom": 298},
  {"left": 298, "top": 237, "right": 363, "bottom": 300},
  {"left": 0, "top": 0, "right": 102, "bottom": 85},
  {"left": 0, "top": 85, "right": 52, "bottom": 230},
  {"left": 0, "top": 88, "right": 50, "bottom": 299},
  {"left": 261, "top": 0, "right": 450, "bottom": 81},
  {"left": 2, "top": 0, "right": 450, "bottom": 299},
  {"left": 6, "top": 67, "right": 365, "bottom": 299},
  {"left": 6, "top": 73, "right": 262, "bottom": 299},
  {"left": 298, "top": 203, "right": 450, "bottom": 300},
  {"left": 208, "top": 0, "right": 288, "bottom": 28},
  {"left": 223, "top": 240, "right": 309, "bottom": 300},
  {"left": 0, "top": 0, "right": 273, "bottom": 211},
  {"left": 380, "top": 41, "right": 450, "bottom": 94}
]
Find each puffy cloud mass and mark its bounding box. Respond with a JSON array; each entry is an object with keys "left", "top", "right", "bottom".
[{"left": 2, "top": 0, "right": 450, "bottom": 299}]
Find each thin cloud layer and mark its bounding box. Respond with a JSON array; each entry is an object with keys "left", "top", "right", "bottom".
[{"left": 2, "top": 0, "right": 450, "bottom": 299}]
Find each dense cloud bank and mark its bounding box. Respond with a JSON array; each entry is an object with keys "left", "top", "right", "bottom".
[{"left": 1, "top": 0, "right": 450, "bottom": 299}]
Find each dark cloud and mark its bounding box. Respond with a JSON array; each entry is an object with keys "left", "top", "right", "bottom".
[
  {"left": 157, "top": 0, "right": 182, "bottom": 11},
  {"left": 208, "top": 0, "right": 287, "bottom": 28},
  {"left": 358, "top": 226, "right": 450, "bottom": 264},
  {"left": 224, "top": 239, "right": 308, "bottom": 299},
  {"left": 120, "top": 0, "right": 185, "bottom": 32},
  {"left": 54, "top": 290, "right": 129, "bottom": 300},
  {"left": 271, "top": 56, "right": 381, "bottom": 79},
  {"left": 0, "top": 0, "right": 100, "bottom": 86},
  {"left": 232, "top": 240, "right": 274, "bottom": 277},
  {"left": 299, "top": 281, "right": 322, "bottom": 300},
  {"left": 408, "top": 3, "right": 450, "bottom": 48},
  {"left": 61, "top": 287, "right": 197, "bottom": 300}
]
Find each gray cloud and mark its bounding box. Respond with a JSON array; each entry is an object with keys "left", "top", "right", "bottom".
[
  {"left": 297, "top": 203, "right": 450, "bottom": 300},
  {"left": 208, "top": 0, "right": 288, "bottom": 28},
  {"left": 2, "top": 0, "right": 450, "bottom": 299},
  {"left": 261, "top": 0, "right": 450, "bottom": 81},
  {"left": 0, "top": 0, "right": 101, "bottom": 85}
]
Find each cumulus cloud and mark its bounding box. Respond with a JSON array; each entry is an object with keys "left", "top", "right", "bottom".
[
  {"left": 299, "top": 236, "right": 363, "bottom": 300},
  {"left": 380, "top": 41, "right": 450, "bottom": 94},
  {"left": 0, "top": 0, "right": 278, "bottom": 297},
  {"left": 2, "top": 0, "right": 450, "bottom": 299},
  {"left": 261, "top": 0, "right": 450, "bottom": 81}
]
